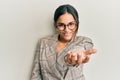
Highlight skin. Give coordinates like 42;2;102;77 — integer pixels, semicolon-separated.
56;12;97;65
66;49;96;65
56;13;77;42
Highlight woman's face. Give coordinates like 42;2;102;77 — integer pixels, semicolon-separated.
56;13;77;42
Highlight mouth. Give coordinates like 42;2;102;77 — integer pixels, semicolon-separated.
63;32;71;37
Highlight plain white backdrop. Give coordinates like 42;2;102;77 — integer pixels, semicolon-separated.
0;0;120;80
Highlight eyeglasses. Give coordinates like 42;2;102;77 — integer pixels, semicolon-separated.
56;21;77;31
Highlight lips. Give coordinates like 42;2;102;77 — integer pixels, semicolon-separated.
63;32;71;37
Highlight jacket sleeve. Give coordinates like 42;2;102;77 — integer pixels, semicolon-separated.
30;40;42;80
83;37;94;50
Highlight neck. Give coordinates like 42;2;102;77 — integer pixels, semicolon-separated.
58;36;70;44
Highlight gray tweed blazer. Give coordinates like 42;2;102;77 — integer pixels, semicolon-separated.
30;34;93;80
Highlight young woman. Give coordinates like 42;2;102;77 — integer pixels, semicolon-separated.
30;4;96;80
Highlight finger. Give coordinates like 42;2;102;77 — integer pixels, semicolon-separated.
84;48;97;55
71;54;77;65
77;53;82;64
82;56;90;63
66;53;71;63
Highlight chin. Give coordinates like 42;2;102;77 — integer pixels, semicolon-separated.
64;36;73;41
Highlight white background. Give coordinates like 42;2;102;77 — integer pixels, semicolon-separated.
0;0;120;80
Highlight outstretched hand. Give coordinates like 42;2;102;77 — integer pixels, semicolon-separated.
65;48;97;66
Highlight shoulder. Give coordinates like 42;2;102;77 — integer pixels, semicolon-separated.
40;34;57;41
37;34;58;45
76;36;92;43
76;36;94;50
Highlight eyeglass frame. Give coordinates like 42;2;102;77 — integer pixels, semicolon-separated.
56;21;77;31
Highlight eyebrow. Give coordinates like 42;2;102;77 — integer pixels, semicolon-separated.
57;21;75;24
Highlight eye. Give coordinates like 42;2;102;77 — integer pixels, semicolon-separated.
69;22;74;26
57;23;65;27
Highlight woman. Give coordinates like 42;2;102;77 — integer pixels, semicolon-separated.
30;4;96;80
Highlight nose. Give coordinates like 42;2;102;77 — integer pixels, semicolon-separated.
64;26;69;31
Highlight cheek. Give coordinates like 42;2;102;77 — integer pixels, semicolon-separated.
72;28;77;33
73;27;78;34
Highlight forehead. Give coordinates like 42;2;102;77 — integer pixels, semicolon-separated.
56;13;75;23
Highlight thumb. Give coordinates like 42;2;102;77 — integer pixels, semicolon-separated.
84;48;97;55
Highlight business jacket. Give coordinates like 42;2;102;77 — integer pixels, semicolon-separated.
30;34;93;80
